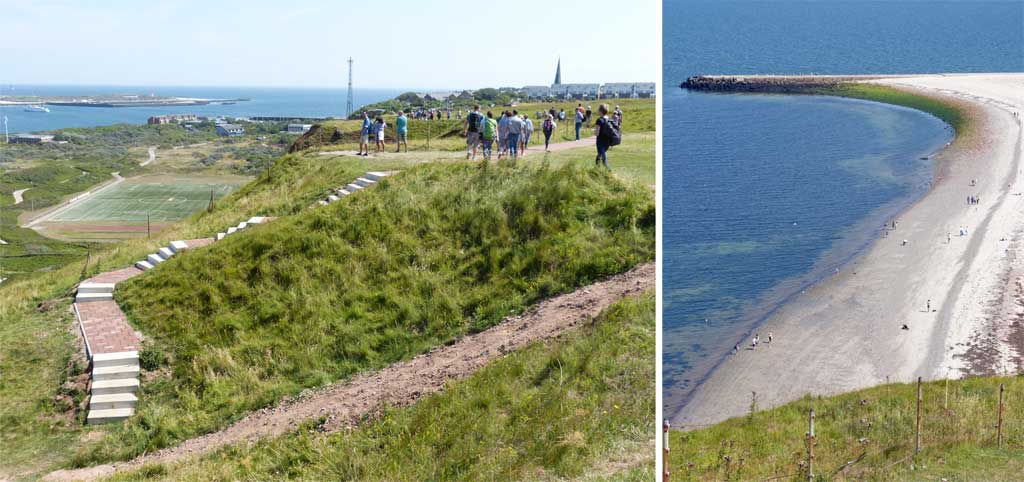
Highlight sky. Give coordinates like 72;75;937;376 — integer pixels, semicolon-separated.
0;0;658;90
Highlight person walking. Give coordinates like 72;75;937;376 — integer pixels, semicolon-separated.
359;111;372;156
585;105;593;127
614;105;623;122
481;111;498;160
497;110;510;159
463;104;484;160
395;110;408;153
522;114;533;151
374;116;387;153
558;109;566;121
574;107;585;141
506;110;524;160
593;104;617;170
542;113;556;150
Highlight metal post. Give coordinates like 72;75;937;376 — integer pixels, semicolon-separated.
208;189;215;212
807;408;815;481
147;213;151;239
79;251;91;281
997;383;1005;449
663;420;670;482
916;377;923;455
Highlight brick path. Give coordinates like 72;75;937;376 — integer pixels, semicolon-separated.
76;301;140;354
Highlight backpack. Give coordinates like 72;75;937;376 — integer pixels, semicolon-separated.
482;118;497;139
543;119;553;132
600;117;622;146
467;111;482;132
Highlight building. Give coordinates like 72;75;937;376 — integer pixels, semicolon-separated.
147;114;198;125
215;124;245;136
561;83;601;99
8;134;54;144
523;85;552;99
601;82;657;98
287;124;313;134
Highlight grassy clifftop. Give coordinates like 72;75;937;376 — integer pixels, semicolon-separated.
72;161;654;465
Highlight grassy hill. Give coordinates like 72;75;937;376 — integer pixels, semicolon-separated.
108;293;655;482
670;376;1024;481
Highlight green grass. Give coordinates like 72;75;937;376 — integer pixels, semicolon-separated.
822;83;970;137
295;98;656;153
48;181;241;222
108;293;655;482
70;160;653;466
671;376;1024;481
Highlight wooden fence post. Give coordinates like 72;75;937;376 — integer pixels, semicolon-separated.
916;377;923;455
997;383;1005;449
807;408;815;481
663;419;670;482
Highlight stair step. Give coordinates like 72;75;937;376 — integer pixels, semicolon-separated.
158;247;175;259
364;171;390;181
135;260;154;271
146;254;165;265
87;408;133;424
92;351;139;368
334;188;351;196
237;222;248;230
92;364;140;382
76;292;113;303
327;195;340;202
247;216;266;225
169;240;189;252
89;393;138;410
345;183;364;192
92;378;139;395
216;232;226;240
78;282;115;294
354;177;376;187
226;227;237;234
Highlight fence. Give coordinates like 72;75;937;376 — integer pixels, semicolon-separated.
668;376;1017;481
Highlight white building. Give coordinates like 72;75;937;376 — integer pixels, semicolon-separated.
287;124;313;134
216;124;245;136
522;85;552;99
561;83;601;99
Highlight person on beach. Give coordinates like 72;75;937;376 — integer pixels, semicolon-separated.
767;332;773;344
751;334;759;348
481;111;498;161
593;104;617;170
927;299;931;312
733;344;740;355
947;232;951;243
463;105;483;160
374;116;387;153
574;107;585;141
395;111;408;153
522;114;534;151
506;110;524;160
542;113;556;150
359;111;372;156
497;110;510;159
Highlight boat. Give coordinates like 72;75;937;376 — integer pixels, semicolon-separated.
23;104;50;113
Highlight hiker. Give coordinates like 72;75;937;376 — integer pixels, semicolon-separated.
463;105;484;160
549;106;557;119
395;110;408;153
522;114;534;151
558;109;566;121
574;107;585;141
614;105;623;122
481;111;498;160
359;112;372;156
542;113;556;150
585;105;593;127
506;110;524;160
497;110;510;159
593;104;620;170
374;116;387;153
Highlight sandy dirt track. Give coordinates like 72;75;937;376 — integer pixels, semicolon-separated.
673;73;1024;428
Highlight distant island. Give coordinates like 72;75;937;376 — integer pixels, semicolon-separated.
0;93;250;108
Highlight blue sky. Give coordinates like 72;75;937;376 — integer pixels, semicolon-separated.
0;0;658;89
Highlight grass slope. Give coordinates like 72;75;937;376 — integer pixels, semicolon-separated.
110;293;655;482
671;376;1024;481
74;161;654;465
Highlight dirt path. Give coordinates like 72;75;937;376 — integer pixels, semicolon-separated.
140;147;156;166
45;262;654;481
12;188;30;204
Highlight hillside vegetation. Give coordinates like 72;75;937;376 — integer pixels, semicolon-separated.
71;160;654;465
110;293;655;482
671;376;1024;481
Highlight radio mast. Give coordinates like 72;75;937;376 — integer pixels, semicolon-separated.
345;58;354;118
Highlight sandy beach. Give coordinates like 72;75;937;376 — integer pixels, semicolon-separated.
673;73;1024;427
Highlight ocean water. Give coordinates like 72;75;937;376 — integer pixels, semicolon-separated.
663;0;1022;416
0;85;405;133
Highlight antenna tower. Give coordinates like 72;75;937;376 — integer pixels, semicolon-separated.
346;58;354;118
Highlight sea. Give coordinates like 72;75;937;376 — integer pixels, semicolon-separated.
663;0;1024;418
0;85;405;134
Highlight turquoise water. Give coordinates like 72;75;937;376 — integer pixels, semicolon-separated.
0;85;404;133
663;0;1021;417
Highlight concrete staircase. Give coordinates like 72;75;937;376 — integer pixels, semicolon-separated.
75;282;115;303
86;351;140;424
317;171;392;206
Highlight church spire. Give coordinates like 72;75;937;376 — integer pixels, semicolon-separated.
553;58;562;85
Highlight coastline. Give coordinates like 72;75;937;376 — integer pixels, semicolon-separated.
671;73;1024;428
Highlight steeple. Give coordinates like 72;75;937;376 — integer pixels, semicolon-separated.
553;58;562;85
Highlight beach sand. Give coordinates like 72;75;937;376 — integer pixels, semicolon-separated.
672;73;1024;428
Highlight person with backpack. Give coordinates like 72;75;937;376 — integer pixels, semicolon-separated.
395;110;408;153
574;107;585;141
522;114;534;151
359;111;372;156
481;111;498;160
542;113;556;151
463;104;484;160
497;110;510;159
593;104;620;170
